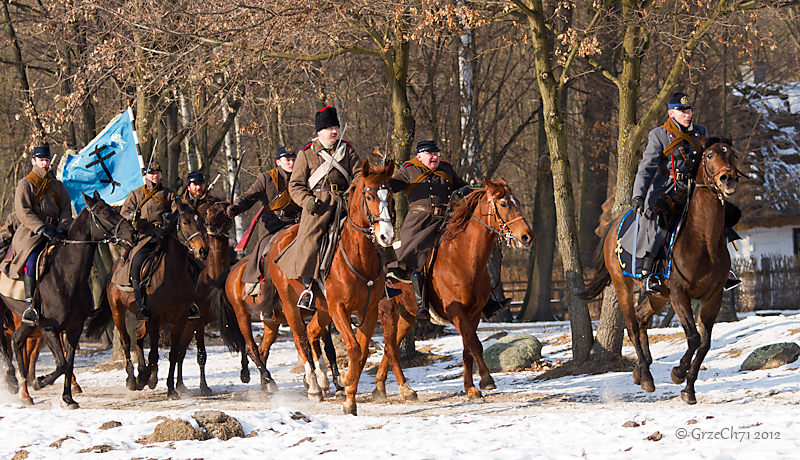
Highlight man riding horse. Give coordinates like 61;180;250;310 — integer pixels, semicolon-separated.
274;106;362;311
5;144;72;326
120;160;200;320
632;92;740;294
226;146;301;320
181;171;220;211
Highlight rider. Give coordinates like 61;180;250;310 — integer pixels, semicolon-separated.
121;160;200;320
385;140;469;320
181;171;219;211
227;146;301;318
275;106;362;311
10;144;72;326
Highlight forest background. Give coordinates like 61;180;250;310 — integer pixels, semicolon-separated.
1;0;799;366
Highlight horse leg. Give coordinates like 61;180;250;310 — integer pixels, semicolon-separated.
449;307;484;400
328;304;363;414
236;306;273;392
34;329;68;391
143;320;160;390
60;333;82;394
166;321;186;399
322;324;345;398
669;293;700;389
681;293;722;405
468;314;495;391
256;321;279;393
284;303;321;400
614;280;655;392
341;304;380;416
307;313;331;397
195;326;212;395
59;328;81;409
174;323;194;394
11;325;35;405
25;336;39;384
110;300;138;391
0;325;17;394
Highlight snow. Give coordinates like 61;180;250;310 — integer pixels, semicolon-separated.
1;312;799;459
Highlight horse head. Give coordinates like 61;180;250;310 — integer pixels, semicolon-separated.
483;177;533;249
175;199;209;260
352;160;395;248
81;191;136;247
202;201;232;238
699;138;738;198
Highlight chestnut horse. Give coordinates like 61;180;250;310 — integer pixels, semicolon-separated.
374;178;532;401
174;200;236;395
267;160;395;415
87;199;208;398
0;192;135;407
579;140;739;404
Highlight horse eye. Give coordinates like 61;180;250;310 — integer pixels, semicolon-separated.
500;201;508;208
366;195;373;201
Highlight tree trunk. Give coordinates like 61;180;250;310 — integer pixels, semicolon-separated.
223;99;244;240
457;20;479;182
384;42;415;229
519;106;556;322
166;101;181;189
523;0;593;361
179;89;200;171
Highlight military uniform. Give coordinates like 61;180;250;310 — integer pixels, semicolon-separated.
632;118;707;260
275;138;361;280
229;166;300;283
181;190;219;214
390;157;467;272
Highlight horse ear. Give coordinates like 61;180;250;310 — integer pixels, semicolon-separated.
93;190;101;200
362;159;371;178
385;159;395;176
483;176;497;189
82;192;95;206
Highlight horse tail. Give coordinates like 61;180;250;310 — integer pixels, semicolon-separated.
210;271;246;354
578;223;613;300
86;287;112;339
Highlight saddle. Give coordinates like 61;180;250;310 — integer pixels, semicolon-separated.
0;242;57;302
112;247;166;293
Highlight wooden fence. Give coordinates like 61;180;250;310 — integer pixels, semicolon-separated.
733;255;800;311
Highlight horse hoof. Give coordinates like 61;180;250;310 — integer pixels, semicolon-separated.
671;367;686;385
148;373;158;390
72;384;83;394
308;392;323;402
399;386;418;401
480;382;496;390
32;377;43;391
240;369;251;384
467;390;484;401
168;390;180;400
343;403;357;416
126;378;137;391
641;380;656;393
176;383;189;394
632;366;642;385
334;389;346;399
199;386;213;397
21;397;34;406
681;390;697;405
64;400;80;410
302;375;309;390
372;388;387;401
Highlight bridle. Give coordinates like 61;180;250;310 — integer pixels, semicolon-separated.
471;190;526;247
175;209;205;247
60;203;133;247
346;185;393;245
696;144;737;204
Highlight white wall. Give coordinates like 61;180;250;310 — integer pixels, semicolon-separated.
729;225;796;262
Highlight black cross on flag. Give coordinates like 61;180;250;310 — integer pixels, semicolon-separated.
87;145;122;192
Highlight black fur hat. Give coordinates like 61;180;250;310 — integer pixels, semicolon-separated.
315;106;339;132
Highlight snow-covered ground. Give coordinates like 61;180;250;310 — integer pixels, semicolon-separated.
1;312;799;459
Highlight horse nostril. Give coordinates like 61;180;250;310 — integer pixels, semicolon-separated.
522;234;530;244
720;174;729;183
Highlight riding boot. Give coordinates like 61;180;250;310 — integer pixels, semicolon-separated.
724;270;741;291
641;253;663;295
297;276;316;311
132;279;149;319
258;279;278;322
21;275;39;326
410;271;429;321
187;303;201;320
482;293;510;319
726;228;742;243
382;247;411;283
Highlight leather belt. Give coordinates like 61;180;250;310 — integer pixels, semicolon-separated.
658;169;689;181
409;204;446;216
311;183;342;194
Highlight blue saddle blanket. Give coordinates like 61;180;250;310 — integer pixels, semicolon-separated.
615;209;678;280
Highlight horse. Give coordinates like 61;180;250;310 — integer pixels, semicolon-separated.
0;192;135;407
87;199;208;398
579;140;739;404
373;178;533;401
173;200;236;395
265;160;395;415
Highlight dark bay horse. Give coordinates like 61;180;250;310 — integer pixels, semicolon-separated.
0;192;135;407
267;160;395;415
580;140;739;404
174;200;237;395
374;178;532;401
88;199;208;398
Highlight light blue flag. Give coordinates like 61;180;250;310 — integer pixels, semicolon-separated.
58;107;144;213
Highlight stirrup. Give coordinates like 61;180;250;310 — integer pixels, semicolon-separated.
135;304;150;320
643;275;663;294
187;304;201;320
724;271;741;291
21;307;38;327
387;268;411;284
297;288;315;311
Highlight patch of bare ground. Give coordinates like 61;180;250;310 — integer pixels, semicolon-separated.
535;357;635;381
622;331;684;348
789;328;800;338
721;348;744;359
365;351;451;375
92;360;124;372
541;333;571;347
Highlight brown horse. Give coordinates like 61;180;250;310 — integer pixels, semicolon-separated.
174;200;235;395
0;192;136;407
267;160;395;415
579;140;739;404
87;199;208;398
374;178;532;401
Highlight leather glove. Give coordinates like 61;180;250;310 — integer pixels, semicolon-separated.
306;198;320;215
632;196;645;214
56;227;67;236
226;205;236;218
38;225;59;241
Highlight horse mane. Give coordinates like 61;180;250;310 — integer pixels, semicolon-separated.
442;188;486;241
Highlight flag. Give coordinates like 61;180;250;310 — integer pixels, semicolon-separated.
58;107;144;213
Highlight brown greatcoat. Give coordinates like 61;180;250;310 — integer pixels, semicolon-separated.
390;158;467;273
276;139;362;280
3;166;72;278
229;167;301;283
181;190;220;213
112;180;177;285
